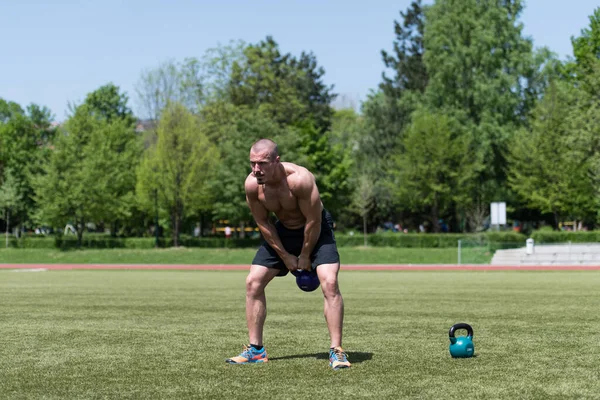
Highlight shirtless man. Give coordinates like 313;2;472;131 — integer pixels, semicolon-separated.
225;138;351;370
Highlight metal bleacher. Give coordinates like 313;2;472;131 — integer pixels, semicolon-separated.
491;243;600;266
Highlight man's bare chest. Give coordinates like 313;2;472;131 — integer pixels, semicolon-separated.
258;186;298;213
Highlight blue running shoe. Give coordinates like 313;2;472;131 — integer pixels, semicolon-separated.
329;346;351;370
226;345;268;364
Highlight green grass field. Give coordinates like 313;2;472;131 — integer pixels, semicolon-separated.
0;246;492;265
2;269;600;399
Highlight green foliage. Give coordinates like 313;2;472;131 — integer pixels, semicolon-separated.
359;92;416;222
0;98;24;123
507;80;596;225
4;231;528;250
136;102;218;245
350;174;375;246
0;168;22;247
84;118;142;225
329;108;363;153
135;58;206;121
0;101;55;227
6;234;263;250
423;0;550;204
84;83;136;125
0;168;21;214
33;105;99;242
391;110;483;231
531;230;600;243
33;87;140;244
200;103;301;225
571;7;600;79
380;0;428;97
335;231;525;248
228;36;335;132
295;121;352;216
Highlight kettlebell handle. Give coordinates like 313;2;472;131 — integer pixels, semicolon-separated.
449;323;473;338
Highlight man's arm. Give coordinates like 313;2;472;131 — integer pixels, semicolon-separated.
245;176;292;264
295;170;322;261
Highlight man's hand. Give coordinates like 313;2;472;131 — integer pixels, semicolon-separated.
283;253;299;272
297;255;311;272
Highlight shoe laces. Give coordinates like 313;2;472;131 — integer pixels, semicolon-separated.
332;347;348;362
240;344;253;358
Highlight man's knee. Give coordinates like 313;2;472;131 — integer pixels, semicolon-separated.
246;265;276;295
317;263;341;296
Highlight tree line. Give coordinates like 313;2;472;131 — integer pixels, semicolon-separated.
1;0;600;246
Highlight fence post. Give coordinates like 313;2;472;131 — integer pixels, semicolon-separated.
458;240;462;265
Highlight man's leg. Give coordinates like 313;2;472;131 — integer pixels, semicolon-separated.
226;264;280;364
246;264;280;346
316;262;351;370
315;262;343;348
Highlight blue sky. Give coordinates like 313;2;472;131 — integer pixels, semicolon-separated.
1;0;597;121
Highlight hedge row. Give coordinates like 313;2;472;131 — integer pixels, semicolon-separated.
5;235;263;250
4;231;530;249
531;231;600;244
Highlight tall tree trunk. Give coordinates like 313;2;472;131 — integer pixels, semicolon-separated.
5;209;9;249
173;200;183;247
172;210;179;247
77;218;84;248
431;197;440;233
363;214;368;247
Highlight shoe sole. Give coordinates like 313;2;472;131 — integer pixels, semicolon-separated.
330;363;351;370
226;358;268;364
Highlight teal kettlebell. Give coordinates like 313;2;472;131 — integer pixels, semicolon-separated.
449;323;474;358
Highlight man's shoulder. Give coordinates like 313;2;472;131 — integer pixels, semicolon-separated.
284;163;315;192
245;173;259;194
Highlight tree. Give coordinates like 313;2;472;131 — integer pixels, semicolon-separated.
136;103;218;246
422;0;551;203
83;84;140;235
199;40;247;102
83;118;142;232
359;1;429;226
380;0;428;97
0;99;24;123
0;168;22;247
295;121;352;218
391;109;483;232
228;36;336;132
33;105;100;246
571;8;600;79
350;174;375;246
84;83;136;125
507;80;595;228
329;108;363;154
135;58;205;123
0;100;56;229
200;102;305;233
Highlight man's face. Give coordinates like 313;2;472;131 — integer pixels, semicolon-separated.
250;150;278;184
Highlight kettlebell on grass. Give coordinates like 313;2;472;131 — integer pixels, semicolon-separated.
449;323;474;358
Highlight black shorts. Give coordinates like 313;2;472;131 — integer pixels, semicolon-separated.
252;209;340;276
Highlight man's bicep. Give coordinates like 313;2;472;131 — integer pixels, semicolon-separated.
246;194;270;224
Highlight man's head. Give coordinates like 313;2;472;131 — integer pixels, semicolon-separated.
250;139;280;185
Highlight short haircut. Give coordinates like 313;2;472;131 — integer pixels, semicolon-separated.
250;138;279;160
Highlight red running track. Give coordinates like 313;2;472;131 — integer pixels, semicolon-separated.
2;264;600;271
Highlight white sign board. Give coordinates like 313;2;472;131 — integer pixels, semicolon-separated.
490;202;506;225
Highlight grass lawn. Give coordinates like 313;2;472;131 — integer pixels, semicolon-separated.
0;246;493;265
1;269;600;399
